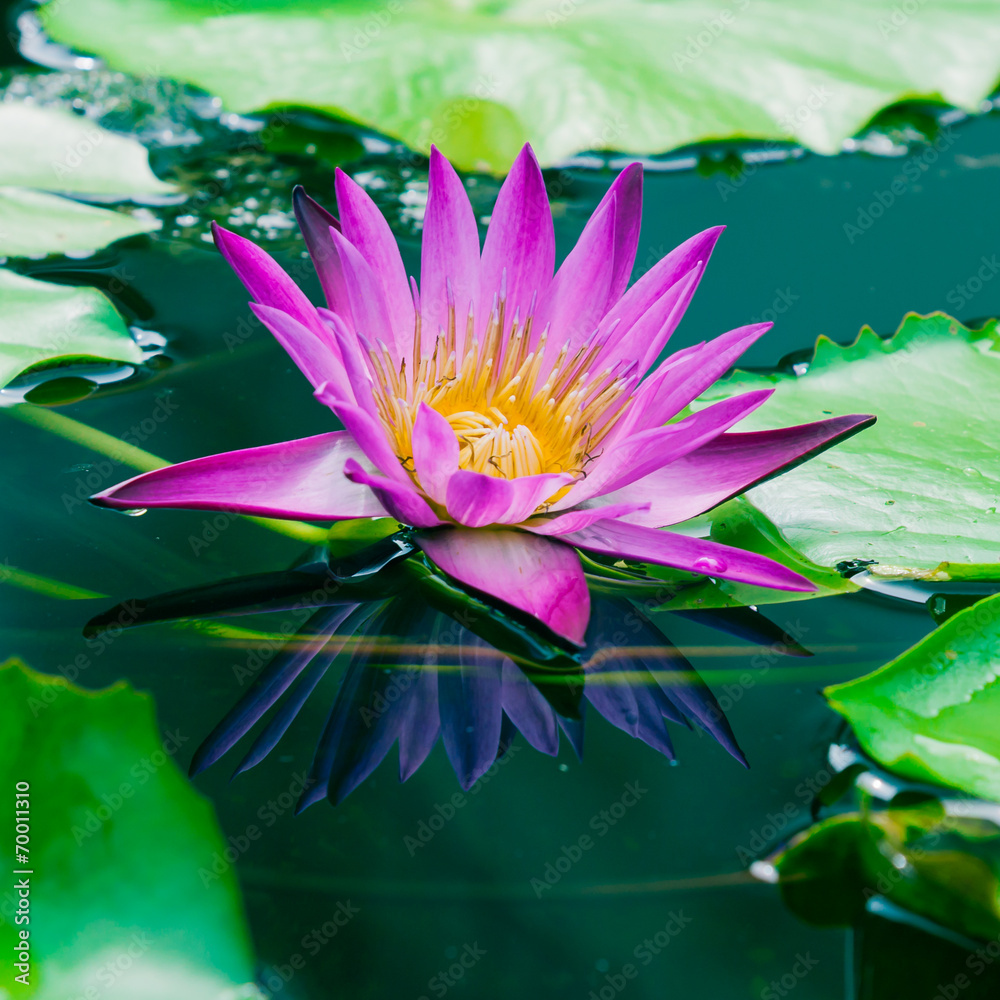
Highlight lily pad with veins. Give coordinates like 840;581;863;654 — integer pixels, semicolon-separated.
693;313;1000;581
37;0;1000;173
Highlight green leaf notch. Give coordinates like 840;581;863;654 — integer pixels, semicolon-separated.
695;313;1000;582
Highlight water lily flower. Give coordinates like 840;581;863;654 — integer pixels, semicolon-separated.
93;145;873;645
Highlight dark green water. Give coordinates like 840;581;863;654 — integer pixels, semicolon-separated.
5;7;1000;997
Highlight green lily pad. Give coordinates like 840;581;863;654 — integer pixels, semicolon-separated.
0;187;158;258
0;657;260;998
0;104;173;257
0;104;173;196
0;269;143;388
826;593;1000;800
37;0;1000;173
696;313;1000;580
771;803;1000;943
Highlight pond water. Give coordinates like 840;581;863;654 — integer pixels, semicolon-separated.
5;5;1000;998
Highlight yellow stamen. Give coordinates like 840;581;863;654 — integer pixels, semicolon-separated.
368;298;637;509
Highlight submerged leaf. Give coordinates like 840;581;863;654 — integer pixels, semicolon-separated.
697;314;1000;580
38;0;1000;172
0;270;143;388
0;657;259;997
826;593;1000;800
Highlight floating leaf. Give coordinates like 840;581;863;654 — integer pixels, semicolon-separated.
37;0;1000;173
0;187;158;257
826;593;1000;799
771;799;1000;945
0;103;172;257
0;269;142;388
696;314;1000;580
0;104;173;196
0;657;260;998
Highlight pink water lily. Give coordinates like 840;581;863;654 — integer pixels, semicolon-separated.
93;145;873;645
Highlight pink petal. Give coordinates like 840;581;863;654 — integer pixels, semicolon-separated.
421;147;481;351
595;415;876;528
533;193;616;349
601;162;643;306
91;432;385;520
212;222;325;336
343;459;444;528
444;470;574;527
334;168;415;354
415;528;590;644
563;520;814;592
411;403;459;504
620;322;772;438
594;265;703;377
596;226;723;345
479;144;554;335
559;388;774;507
292;186;350;321
320;310;380;421
316;393;410;486
329;226;395;347
250;303;352;401
522;501;650;535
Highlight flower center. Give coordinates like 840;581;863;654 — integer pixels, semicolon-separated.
367;299;636;487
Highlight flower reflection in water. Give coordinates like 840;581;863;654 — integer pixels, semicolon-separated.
86;533;809;808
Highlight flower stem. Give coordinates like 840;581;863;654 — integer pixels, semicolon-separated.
7;405;329;545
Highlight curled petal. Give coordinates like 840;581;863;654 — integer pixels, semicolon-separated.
411;402;460;505
444;469;574;527
344;458;444;528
